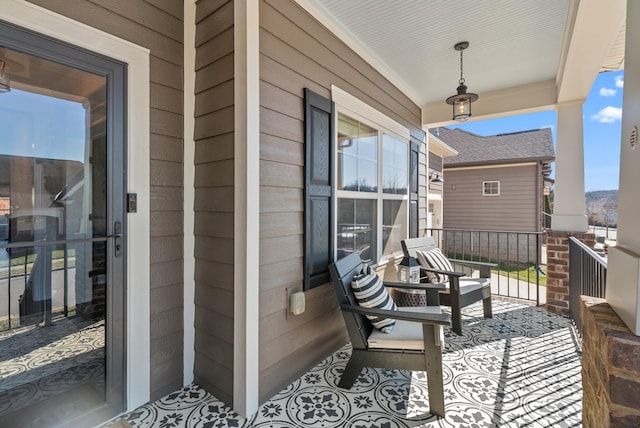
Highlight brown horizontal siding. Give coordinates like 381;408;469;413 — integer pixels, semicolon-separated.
195;80;234;117
195;133;235;164
258;0;423;403
261;0;420;130
260;211;303;239
443;165;538;232
151;134;183;163
193;0;235;406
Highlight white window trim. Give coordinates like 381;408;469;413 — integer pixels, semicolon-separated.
1;0;151;411
483;180;501;196
332;87;410;263
332;85;410;140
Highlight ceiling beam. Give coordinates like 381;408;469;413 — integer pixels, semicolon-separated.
422;79;558;128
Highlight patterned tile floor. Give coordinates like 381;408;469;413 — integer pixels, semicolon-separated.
108;300;582;428
0;317;105;419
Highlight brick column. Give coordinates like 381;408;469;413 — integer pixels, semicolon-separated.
545;230;595;315
582;297;640;427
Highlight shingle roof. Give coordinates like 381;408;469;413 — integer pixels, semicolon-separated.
437;127;555;167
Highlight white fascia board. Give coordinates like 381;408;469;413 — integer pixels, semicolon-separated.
423;79;558;128
445;162;537;172
0;0;152;411
427;133;458;157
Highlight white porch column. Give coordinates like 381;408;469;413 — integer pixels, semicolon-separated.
606;0;640;335
551;101;588;232
233;0;260;416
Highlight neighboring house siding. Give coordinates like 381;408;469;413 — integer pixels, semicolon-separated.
28;0;185;401
443;165;538;232
193;0;235;405
429;152;443;172
259;0;426;402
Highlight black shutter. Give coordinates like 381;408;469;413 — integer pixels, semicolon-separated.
304;89;335;290
409;137;420;238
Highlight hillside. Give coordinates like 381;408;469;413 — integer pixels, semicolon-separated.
586;189;618;226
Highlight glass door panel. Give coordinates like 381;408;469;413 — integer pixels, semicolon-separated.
0;38;122;426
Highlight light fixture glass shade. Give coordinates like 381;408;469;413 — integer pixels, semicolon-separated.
446;83;478;122
445;42;478;121
0;60;10;93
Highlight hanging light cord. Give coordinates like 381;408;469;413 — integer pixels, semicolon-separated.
459;49;465;85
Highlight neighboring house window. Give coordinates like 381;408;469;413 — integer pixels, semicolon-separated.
336;112;409;262
483;180;500;196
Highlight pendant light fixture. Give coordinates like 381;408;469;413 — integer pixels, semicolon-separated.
445;41;478;121
0;60;10;93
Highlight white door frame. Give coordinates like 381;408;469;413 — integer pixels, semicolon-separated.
0;0;151;410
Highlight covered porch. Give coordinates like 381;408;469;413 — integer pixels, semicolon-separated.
107;300;581;427
1;0;638;426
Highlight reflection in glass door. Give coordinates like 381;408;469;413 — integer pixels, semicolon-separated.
0;25;125;426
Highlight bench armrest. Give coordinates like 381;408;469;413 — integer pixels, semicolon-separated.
340;304;451;325
448;258;496;278
419;266;465;278
383;281;447;292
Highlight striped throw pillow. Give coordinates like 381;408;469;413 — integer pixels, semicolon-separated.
416;248;453;284
351;265;397;333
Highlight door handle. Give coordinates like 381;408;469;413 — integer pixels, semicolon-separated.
113;220;122;258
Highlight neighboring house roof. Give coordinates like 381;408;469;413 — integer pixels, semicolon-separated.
436;127;555;167
428;132;458;158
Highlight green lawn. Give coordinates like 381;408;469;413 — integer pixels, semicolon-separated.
447;252;547;286
493;264;547;286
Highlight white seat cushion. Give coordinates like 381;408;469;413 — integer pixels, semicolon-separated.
367;306;443;350
440;277;490;294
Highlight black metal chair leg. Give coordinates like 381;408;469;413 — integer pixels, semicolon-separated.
338;358;364;389
423;324;445;417
483;297;493;318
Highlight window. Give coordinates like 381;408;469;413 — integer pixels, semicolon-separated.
483;180;500;196
336;113;409;262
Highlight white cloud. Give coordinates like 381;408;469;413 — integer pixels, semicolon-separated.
599;87;617;97
615;75;624;88
590;106;622;123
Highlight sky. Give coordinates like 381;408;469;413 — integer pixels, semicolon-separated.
446;70;624;192
0;89;86;162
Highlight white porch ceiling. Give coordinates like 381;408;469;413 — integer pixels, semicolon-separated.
299;0;626;127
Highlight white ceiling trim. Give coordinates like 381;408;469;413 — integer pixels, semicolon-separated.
293;0;421;106
423;79;558;128
446;162;537;171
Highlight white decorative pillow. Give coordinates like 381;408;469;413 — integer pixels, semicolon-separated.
351;265;397;333
416;248;453;284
